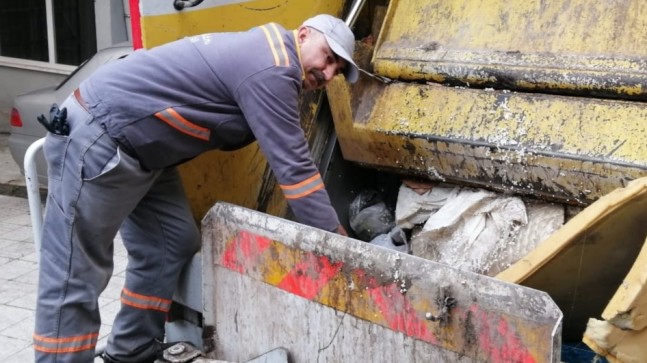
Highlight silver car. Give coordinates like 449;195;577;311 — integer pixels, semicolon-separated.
8;43;133;185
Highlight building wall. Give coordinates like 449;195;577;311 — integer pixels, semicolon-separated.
0;0;130;133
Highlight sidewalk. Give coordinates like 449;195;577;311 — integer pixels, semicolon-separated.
0;133;126;362
0;132;26;195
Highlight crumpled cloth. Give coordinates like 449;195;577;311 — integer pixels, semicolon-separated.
397;184;563;276
395;184;460;229
369;226;408;253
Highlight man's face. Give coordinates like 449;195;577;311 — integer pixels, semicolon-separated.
298;27;348;91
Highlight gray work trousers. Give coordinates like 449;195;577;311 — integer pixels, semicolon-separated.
33;94;201;363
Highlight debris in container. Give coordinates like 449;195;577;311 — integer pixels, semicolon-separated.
369;226;409;253
347;180;564;275
402;179;435;195
395;182;564;276
348;190;395;241
395;183;460;229
413;188;528;275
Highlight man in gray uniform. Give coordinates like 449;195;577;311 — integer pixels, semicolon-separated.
33;14;359;363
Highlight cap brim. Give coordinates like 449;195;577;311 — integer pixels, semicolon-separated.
323;34;360;83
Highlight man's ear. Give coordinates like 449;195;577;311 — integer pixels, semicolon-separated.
297;26;309;44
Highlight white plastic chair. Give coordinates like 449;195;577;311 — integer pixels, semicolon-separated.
24;137;46;257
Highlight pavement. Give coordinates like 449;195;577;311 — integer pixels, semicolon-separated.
0;132;126;362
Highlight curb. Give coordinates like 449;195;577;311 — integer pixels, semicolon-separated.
0;183;47;200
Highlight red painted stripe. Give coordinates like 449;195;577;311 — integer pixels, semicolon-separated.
129;0;142;49
216;230;541;360
357;269;536;360
368;281;438;344
469;305;537;363
278;254;342;300
220;230;272;273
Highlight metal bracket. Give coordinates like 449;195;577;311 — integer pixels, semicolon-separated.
424;286;457;325
157;343;289;363
160;342;202;362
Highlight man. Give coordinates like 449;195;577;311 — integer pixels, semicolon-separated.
33;14;358;363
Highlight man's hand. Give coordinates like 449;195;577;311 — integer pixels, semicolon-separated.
336;224;348;237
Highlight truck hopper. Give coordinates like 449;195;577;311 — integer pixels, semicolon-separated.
325;0;647;357
127;0;647;360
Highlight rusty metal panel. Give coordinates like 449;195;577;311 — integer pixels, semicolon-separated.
327;78;647;205
374;0;647;99
201;202;562;362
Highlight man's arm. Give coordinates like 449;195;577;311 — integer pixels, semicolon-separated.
235;67;344;233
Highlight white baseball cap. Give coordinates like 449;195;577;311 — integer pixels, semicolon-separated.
303;14;359;83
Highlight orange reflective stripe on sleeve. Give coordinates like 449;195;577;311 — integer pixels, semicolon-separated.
280;173;325;200
261;24;289;67
33;332;99;354
155;108;211;141
121;288;172;312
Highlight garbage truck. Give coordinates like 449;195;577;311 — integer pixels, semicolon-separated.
123;0;647;361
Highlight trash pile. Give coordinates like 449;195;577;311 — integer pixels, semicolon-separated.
348;190;408;254
349;180;565;276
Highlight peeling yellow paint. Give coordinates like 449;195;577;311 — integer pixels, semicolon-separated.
328;75;647;205
373;0;647;98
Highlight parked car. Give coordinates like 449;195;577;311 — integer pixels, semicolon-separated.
8;43;133;185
